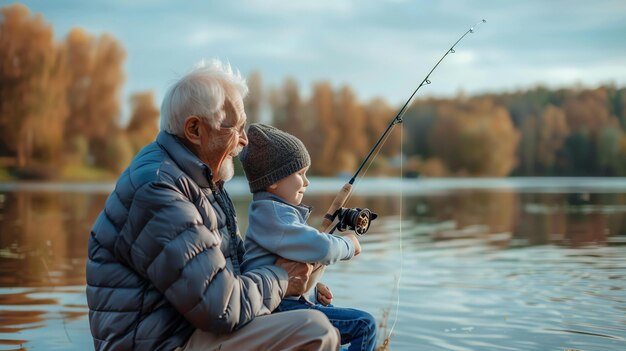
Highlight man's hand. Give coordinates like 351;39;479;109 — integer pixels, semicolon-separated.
275;257;313;297
345;233;361;256
316;282;333;306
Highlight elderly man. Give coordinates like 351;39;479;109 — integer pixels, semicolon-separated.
86;60;340;351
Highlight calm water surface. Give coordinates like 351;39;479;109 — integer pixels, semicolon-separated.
0;178;625;351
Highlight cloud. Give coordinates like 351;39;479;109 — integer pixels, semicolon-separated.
242;0;356;16
185;25;247;47
15;0;626;105
448;51;477;66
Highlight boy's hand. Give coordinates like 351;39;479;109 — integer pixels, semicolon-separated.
316;282;333;306
345;233;361;256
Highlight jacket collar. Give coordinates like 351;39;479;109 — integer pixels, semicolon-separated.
253;191;312;220
156;131;216;189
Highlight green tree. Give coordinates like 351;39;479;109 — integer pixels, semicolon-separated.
403;100;437;159
597;126;624;175
518;114;537;175
98;134;134;175
559;130;595;176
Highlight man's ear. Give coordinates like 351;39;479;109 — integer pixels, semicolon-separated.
183;116;203;146
268;183;278;190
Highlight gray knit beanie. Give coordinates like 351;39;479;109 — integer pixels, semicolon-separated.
239;123;311;193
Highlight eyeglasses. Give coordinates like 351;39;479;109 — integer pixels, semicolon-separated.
220;121;246;137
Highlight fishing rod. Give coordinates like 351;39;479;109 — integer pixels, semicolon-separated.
305;19;487;294
319;19;487;233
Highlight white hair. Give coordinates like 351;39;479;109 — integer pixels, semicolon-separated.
160;59;249;135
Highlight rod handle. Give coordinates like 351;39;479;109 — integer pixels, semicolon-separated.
320;182;353;232
306;182;353;293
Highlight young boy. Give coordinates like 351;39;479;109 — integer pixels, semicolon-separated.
239;124;377;351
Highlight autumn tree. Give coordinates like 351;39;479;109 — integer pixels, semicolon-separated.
309;82;337;175
364;98;401;158
535;105;569;172
518;105;570;175
61;28;126;170
62;28;94;140
428;98;520;176
61;28;94;166
563;88;616;135
0;4;68;169
333;86;368;174
270;78;301;133
245;70;263;124
556;88;622;176
126;91;159;154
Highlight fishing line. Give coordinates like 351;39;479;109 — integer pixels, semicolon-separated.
345;124;398;205
343;122;403;346
386;122;404;342
318;19;486;349
342;19;487;348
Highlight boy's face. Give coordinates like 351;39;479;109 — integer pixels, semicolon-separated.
267;166;310;206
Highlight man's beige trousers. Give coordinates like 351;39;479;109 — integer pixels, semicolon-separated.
176;309;340;351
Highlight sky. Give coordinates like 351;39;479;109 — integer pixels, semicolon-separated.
4;0;626;121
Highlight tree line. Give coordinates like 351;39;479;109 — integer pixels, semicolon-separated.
256;78;626;177
0;4;158;179
2;3;625;179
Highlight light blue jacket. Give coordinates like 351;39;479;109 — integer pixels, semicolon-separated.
242;192;355;279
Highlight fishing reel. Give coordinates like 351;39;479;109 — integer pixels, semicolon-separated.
327;207;378;235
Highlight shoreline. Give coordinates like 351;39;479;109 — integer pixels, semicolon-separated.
2;177;626;196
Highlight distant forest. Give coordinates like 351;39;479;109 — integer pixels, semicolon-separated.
2;3;625;180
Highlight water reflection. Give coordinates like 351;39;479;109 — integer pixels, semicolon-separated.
0;180;625;350
306;190;625;249
0;191;102;287
0;191;102;350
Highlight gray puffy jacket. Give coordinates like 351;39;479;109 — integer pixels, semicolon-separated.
87;131;288;351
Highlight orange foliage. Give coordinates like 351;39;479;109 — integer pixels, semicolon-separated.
309;82;339;175
3;3;626;179
0;4;68;168
126;91;159;153
364;98;402;158
563;88;616;134
429;98;520;176
0;4;151;177
245;70;263;124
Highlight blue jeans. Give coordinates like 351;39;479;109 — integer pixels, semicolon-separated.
276;298;377;351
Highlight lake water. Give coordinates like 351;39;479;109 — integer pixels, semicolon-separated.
0;178;625;351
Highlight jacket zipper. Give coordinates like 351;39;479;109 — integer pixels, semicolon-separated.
213;186;241;275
